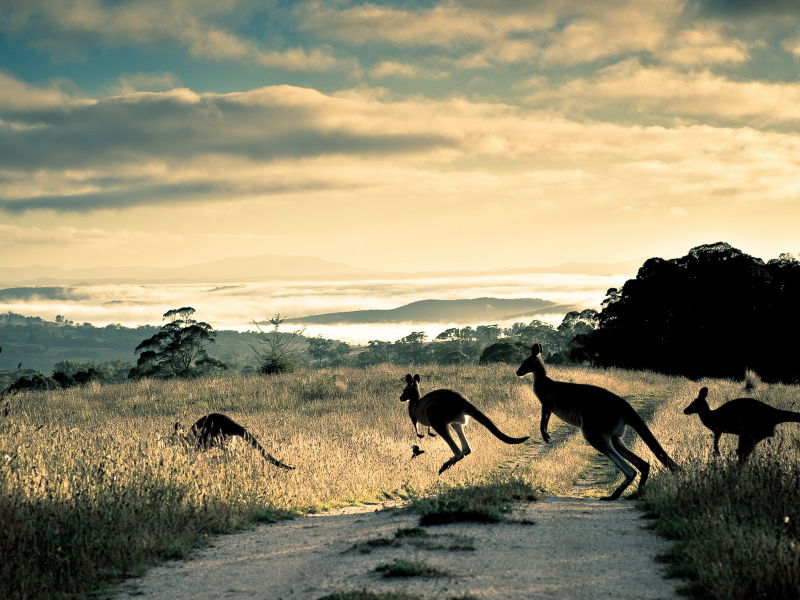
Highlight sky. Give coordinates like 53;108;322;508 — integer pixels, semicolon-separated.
1;0;799;273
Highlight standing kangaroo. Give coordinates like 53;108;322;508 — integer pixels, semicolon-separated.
175;413;294;470
400;373;529;474
684;386;800;462
516;344;677;500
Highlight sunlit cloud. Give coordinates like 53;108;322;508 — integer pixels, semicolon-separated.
0;0;348;72
3;74;800;216
524;59;800;128
110;72;181;95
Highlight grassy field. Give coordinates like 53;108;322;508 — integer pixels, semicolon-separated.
637;377;800;600
1;363;798;599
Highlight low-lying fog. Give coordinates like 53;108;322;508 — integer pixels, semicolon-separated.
0;271;628;343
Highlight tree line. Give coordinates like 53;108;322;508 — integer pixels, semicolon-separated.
0;308;596;391
572;242;800;384
4;241;795;391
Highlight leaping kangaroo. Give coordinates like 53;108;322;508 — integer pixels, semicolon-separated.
516;344;677;500
175;413;294;470
684;386;800;462
400;373;529;474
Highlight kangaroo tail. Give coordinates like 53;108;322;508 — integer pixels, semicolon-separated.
777;409;800;424
464;403;529;445
622;404;677;471
242;430;295;470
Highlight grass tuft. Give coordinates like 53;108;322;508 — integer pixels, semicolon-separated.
374;559;451;578
316;589;424;600
406;472;536;525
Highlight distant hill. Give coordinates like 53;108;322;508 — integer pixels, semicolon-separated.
285;297;576;325
0;254;643;285
0;254;383;284
0;312;282;374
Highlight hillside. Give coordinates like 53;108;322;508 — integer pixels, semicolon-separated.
0;313;267;374
285;297;574;325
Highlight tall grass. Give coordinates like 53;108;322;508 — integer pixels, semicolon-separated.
0;365;540;599
639;379;800;600
4;363;792;600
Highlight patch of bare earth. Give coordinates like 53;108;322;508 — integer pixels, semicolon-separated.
118;491;681;600
117;391;684;599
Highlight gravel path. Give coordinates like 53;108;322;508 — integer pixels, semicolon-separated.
118;399;681;600
117;493;681;600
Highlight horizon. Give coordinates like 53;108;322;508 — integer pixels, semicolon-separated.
1;2;798;274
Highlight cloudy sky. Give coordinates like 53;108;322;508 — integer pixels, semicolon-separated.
1;0;798;272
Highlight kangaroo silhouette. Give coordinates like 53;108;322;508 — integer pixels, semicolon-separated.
175;413;294;470
400;373;529;474
516;344;677;500
684;386;800;462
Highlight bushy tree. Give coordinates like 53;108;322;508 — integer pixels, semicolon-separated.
128;307;227;379
393;331;430;365
355;340;395;367
249;314;305;375
479;341;529;365
578;243;800;382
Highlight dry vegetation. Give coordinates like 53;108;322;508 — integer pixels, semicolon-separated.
638;378;800;600
1;363;798;600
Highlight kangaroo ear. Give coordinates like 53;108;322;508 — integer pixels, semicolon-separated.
174;421;181;431
699;387;708;398
531;344;541;356
413;374;420;383
405;374;413;384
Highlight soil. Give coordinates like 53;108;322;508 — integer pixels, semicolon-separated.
118;468;682;600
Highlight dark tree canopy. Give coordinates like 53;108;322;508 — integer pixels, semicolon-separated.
479;341;529;365
129;307;227;379
577;243;800;383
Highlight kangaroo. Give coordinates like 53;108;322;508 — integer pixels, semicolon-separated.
400;373;529;474
516;344;677;500
175;413;294;470
684;387;800;462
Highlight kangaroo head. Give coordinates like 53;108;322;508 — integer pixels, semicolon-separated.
516;344;543;377
400;373;421;402
683;386;709;415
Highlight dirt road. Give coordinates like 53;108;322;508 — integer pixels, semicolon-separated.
117;493;681;600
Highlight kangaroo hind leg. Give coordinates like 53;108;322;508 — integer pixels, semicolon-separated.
584;431;637;501
451;422;472;456
433;424;465;474
612;435;650;498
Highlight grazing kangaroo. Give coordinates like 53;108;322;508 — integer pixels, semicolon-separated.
175;413;294;470
400;373;529;474
516;344;677;500
684;387;800;462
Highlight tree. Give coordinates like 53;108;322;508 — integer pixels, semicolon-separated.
479;341;529;365
394;331;429;365
356;340;395;367
128;307;227;379
308;336;336;365
249;314;305;375
579;242;800;382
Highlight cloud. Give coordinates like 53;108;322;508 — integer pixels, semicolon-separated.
0;223;182;249
370;61;449;80
524;59;800;128
0;0;347;72
3;73;800;215
0;70;85;112
656;25;750;65
110;72;182;95
300;0;684;67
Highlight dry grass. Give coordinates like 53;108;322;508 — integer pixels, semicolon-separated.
3;362;795;600
0;365;540;599
639;378;800;600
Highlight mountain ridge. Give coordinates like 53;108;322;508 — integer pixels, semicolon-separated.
283;297;578;325
0;254;643;285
